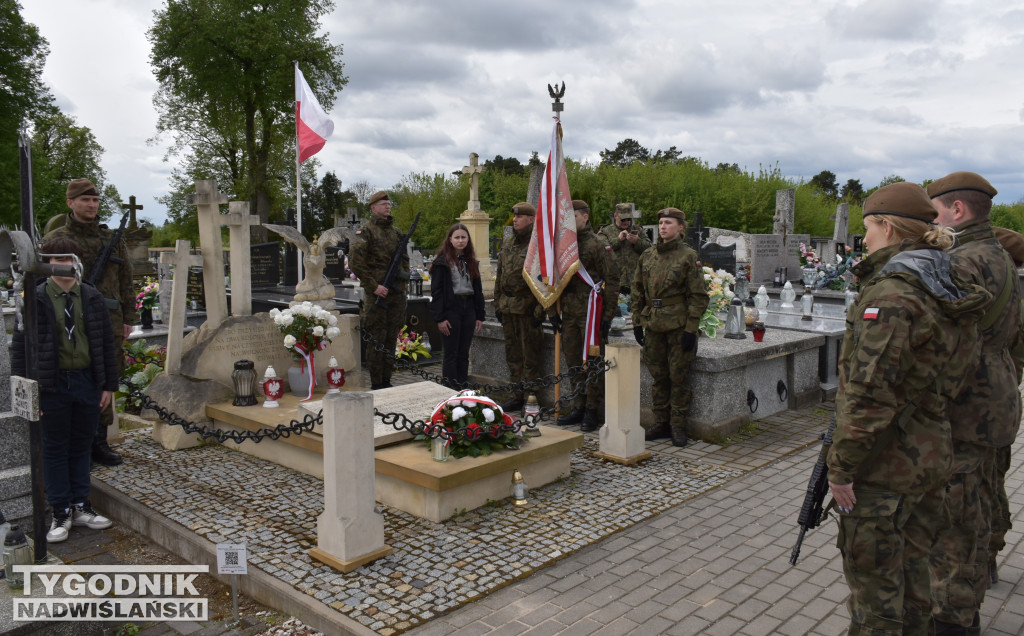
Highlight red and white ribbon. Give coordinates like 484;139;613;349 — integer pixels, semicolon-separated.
293;341;328;401
576;265;603;361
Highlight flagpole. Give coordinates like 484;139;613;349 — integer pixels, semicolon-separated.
547;82;566;412
294;61;304;283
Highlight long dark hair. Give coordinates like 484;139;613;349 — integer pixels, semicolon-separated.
430;222;480;279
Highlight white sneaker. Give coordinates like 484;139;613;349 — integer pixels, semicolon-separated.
47;507;73;543
72;501;112;530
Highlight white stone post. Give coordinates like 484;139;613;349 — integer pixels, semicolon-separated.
224;201;260;317
309;392;392;572
186;180;229;327
459;153;493;293
159;240;203;376
595;343;651;465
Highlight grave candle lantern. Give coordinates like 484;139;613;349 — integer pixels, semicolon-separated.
262;365;283;408
326;356;345;394
231;360;258;406
743;297;758;330
410;270;423;296
724;297;746;339
510;469;528;506
801;290;814;321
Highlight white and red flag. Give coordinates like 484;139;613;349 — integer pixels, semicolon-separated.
295;64;334;162
523;118;579;309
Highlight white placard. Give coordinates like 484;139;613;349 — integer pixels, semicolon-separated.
216;543;248;575
11;376;39;422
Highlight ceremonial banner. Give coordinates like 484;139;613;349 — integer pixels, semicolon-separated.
523;118;579;308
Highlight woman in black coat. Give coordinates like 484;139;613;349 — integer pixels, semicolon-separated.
429;223;485;387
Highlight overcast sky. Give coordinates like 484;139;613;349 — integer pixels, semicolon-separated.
23;0;1024;226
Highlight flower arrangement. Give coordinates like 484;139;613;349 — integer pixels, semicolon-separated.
700;266;736;338
269;302;340;357
116;340;166;414
396;325;431;360
135;277;159;311
798;243;823;268
417;390;523;458
798;244;859;290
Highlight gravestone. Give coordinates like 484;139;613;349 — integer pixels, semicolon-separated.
833;202;850;245
187;180;230;325
187;268;205;308
0;331;31;521
224;200;261;316
323;246;344;282
748;234;786;284
685;212;710;255
774;189;795;235
708;229;750;263
160;240;204;376
784;233;812;277
250;242;281;289
410;249;424;270
701;243;737;274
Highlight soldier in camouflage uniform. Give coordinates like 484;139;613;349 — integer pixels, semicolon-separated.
493;202;545;413
630;208;708;447
827;182;990;636
44;179;136;467
926;172;1024;634
554;200;619;432
348;191;409;390
597;203;651;296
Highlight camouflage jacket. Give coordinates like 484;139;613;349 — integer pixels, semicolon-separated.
828;244;990;494
561;225;619;322
631;237;709;333
348;214;409;297
494;225;542;318
597;223;651;288
44;214;137;327
946;219;1023;446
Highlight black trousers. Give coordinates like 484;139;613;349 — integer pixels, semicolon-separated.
441;295;477;386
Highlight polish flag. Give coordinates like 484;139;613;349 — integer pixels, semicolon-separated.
295;65;334;162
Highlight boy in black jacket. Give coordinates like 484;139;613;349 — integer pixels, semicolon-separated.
12;237;118;542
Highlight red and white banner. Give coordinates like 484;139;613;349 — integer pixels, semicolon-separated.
295;65;334;162
523;118;579;309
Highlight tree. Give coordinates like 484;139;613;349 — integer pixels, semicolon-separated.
0;0;55;225
301;169;354;238
878;174;906;187
599;138;650;168
483;155;525;177
148;0;347;237
840;178;864;204
651;146;683;164
809;170;838;199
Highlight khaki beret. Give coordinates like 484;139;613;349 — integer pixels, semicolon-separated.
657;207;686;223
926;171;997;199
368;190;390;206
995;227;1024;267
614;203;633;215
511;202;535;216
862;182;937;223
66;178;99;200
571;199;590;212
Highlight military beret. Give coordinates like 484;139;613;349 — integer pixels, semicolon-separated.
511;202;535;216
862;182;937;223
995;227;1024;267
657;207;686;223
66;178;99;200
614;203;633;215
571;199;590;212
926;171;997;199
368;190;390;205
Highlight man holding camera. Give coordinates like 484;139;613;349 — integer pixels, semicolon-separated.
597;203;651;296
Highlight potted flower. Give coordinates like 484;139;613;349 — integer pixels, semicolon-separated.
269;302;340;400
418;390;524;459
700;266;736;338
135;278;159;329
396;326;431;360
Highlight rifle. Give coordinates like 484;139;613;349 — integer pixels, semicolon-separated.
789;414;836;565
86;206;130;289
374;210;422;309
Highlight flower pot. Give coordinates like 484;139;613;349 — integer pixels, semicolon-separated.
288;358;313;397
141;308;154;330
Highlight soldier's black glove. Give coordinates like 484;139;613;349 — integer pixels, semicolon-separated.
549;314;562;333
494;310;503;324
633;326;645;346
682;331;697;353
600;320;611;340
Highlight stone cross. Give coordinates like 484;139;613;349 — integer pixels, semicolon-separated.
121;195;144;230
159;240;203;375
186;180;229;326
223;201;260;317
461;153;485;212
832;202;850;245
691;212;707;259
773;189;795;236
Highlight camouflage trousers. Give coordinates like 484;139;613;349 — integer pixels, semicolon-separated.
931;442;992;626
360;294;407;386
837;488;941;636
989;444;1013;568
560;302;605;412
643;329;696;426
501;313;544;399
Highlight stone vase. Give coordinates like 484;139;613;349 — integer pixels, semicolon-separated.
141;308;154;330
801;267;817;287
288;357;313;397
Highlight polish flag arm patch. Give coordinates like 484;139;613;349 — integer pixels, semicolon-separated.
863;307;880;320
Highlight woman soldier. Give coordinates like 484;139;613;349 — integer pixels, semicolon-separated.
826;182;989;635
429;223;485;388
631;207;709;447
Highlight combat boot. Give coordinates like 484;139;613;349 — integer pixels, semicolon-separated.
500;396;524;414
556;407;585;426
644;422;671;441
92;437;123;467
670;425;688;448
933;620;968;636
580;409;600;432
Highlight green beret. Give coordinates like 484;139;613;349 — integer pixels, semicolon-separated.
66;178;99;200
657;207;686;223
368;190;390;205
926;171;997;199
863;182;937;223
571;199;590;212
512;202;535;216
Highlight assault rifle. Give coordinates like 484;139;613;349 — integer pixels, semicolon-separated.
86;205;130;288
375;210;422;309
789;415;836;565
